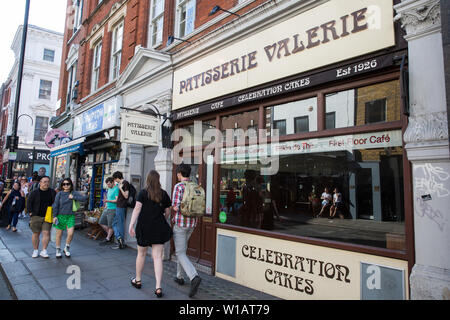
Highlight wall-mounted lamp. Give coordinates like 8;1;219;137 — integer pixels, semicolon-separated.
167;35;191;46
209;5;240;17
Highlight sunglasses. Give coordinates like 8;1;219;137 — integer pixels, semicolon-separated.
62;183;71;186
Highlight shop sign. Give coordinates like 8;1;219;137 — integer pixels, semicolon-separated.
73;97;120;139
174;53;397;121
173;0;395;111
44;129;71;148
120;112;160;146
216;228;408;300
221;130;402;164
9;150;51;163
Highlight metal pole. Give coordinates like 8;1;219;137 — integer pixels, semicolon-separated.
7;0;30;179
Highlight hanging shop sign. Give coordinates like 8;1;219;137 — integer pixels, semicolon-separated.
73;96;120;139
44;129;71;148
172;0;395;111
50;137;86;158
215;229;409;300
174;53;398;121
120;112;160;146
221;130;402;164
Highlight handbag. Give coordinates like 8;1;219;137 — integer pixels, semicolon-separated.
73;200;81;212
44;206;53;223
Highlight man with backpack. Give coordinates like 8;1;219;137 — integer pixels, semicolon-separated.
111;171;136;249
171;163;205;298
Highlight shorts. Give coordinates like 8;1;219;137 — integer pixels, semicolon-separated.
30;215;52;233
322;200;330;206
53;214;75;230
99;209;115;228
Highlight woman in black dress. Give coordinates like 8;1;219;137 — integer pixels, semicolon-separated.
128;170;172;298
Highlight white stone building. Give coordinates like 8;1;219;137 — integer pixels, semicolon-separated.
2;25;63;177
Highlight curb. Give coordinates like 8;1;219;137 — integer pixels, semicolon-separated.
0;263;18;300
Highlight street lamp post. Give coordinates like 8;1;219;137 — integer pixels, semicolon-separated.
7;0;31;179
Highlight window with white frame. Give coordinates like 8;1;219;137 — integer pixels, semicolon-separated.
39;80;52;100
34;116;49;141
66;61;78;105
43;49;55;62
73;0;84;32
176;0;195;38
110;21;123;80
150;0;164;46
92;41;102;92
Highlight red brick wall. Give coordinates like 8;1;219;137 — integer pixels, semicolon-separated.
57;0;270;115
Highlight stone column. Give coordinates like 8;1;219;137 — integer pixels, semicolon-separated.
394;0;450;300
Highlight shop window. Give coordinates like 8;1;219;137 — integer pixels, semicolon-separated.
219;130;405;251
273;120;286;136
325;80;401;129
266;97;317;136
39;80;52;100
221;110;259;143
326;112;336;129
365;98;386;124
34;116;49;141
176;119;217;148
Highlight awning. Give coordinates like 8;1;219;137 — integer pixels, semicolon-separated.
50;137;86;158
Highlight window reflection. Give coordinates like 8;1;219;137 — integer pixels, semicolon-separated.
325;80;401;129
266;97;317;136
219;140;405;250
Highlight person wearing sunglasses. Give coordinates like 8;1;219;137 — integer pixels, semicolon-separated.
52;178;88;258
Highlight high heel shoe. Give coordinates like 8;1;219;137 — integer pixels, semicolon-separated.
131;278;141;289
154;288;163;298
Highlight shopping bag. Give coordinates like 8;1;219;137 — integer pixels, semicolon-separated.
73;200;81;212
44;206;53;223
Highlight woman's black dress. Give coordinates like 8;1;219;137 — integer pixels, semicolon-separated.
135;189;172;247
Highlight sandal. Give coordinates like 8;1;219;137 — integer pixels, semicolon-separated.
155;288;163;298
131;278;141;289
6;225;10;230
12;227;17;232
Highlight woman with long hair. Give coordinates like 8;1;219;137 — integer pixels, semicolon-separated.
52;178;87;258
128;170;172;298
0;181;25;232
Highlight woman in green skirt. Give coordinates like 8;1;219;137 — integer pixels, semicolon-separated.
52;178;88;258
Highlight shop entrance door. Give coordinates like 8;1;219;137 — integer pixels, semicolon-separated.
180;155;215;268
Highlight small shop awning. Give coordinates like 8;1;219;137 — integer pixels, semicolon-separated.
50;137;86;158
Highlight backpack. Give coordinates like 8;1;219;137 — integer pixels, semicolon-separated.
126;182;137;208
29;181;39;193
180;181;206;217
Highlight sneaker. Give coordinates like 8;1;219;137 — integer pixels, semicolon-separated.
189;276;202;298
118;238;125;249
56;248;62;259
174;277;185;285
63;247;71;258
39;250;49;259
32;250;39;258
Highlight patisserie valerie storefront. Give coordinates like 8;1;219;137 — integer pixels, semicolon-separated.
171;0;413;299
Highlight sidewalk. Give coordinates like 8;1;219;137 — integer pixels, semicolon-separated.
0;217;279;300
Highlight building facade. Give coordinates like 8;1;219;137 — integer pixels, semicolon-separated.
0;25;63;178
52;0;449;299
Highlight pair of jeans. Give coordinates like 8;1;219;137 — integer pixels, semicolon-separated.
112;207;126;240
8;209;19;228
173;225;198;281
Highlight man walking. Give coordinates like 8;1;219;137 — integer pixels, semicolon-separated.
172;164;202;298
112;171;129;249
26;176;56;258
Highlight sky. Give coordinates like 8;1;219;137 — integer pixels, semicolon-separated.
0;0;67;84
